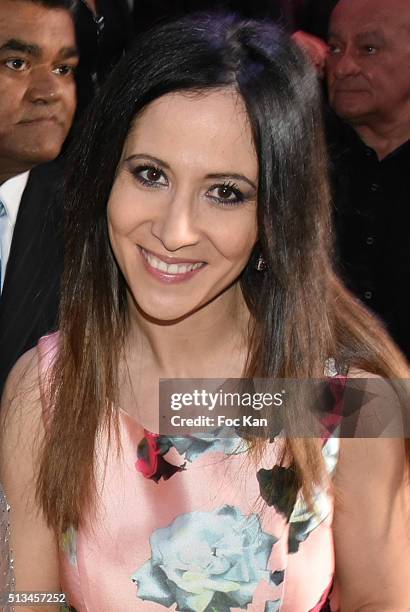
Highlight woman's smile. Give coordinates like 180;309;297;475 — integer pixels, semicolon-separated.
139;246;207;283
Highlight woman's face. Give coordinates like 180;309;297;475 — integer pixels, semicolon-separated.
107;88;258;322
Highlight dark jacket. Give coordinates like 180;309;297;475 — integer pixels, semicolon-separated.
0;161;64;395
328;114;410;359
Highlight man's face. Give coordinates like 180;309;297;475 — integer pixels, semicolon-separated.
0;0;78;178
326;0;410;127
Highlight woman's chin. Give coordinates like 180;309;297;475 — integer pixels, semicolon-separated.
131;298;203;325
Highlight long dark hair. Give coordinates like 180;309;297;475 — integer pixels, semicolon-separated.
37;13;409;534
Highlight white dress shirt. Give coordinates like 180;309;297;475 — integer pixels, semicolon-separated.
0;171;30;292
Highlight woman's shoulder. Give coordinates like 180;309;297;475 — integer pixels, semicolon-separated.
346;366;384;379
37;331;60;362
2;330;60;394
0;332;61;433
1;346;40;413
343;365;408;438
1;347;44;503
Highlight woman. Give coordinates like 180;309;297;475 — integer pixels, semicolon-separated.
1;13;409;612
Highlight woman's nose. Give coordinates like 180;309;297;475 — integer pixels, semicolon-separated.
151;192;200;252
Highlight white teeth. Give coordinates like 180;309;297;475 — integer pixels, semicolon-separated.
142;249;203;275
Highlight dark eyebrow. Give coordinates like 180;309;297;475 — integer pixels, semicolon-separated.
355;30;386;44
0;38;41;57
0;39;78;60
205;172;257;190
59;46;79;61
125;154;171;170
124;154;257;190
328;29;387;46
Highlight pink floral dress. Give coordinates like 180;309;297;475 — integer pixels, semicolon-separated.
39;333;343;612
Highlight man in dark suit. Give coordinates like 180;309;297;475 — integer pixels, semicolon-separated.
326;0;410;358
0;0;78;393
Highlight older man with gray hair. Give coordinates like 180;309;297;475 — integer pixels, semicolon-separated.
326;0;410;358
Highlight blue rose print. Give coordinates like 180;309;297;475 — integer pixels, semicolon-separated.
321;436;339;476
158;429;248;463
287;487;332;553
288;437;339;553
61;525;77;567
135;429;247;484
264;600;281;612
131;505;277;611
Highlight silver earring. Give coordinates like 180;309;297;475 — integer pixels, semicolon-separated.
255;254;267;271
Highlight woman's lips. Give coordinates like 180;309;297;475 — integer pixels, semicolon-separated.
139;247;206;283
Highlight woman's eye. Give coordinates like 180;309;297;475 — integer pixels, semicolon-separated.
207;183;244;206
133;166;168;187
5;58;28;71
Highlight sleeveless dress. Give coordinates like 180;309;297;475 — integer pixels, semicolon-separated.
38;333;344;612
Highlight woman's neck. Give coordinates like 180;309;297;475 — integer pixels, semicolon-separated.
124;285;251;379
